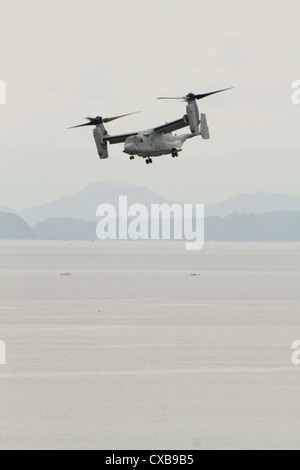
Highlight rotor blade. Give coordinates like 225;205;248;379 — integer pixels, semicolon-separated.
157;88;233;102
193;87;233;100
103;111;140;123
68;111;139;129
68;121;96;129
157;97;186;100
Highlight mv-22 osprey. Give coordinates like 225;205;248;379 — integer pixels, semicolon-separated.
69;88;232;164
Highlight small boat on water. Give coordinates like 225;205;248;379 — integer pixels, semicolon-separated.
60;272;71;276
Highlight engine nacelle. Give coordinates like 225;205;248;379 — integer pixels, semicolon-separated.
93;126;109;159
186;101;200;136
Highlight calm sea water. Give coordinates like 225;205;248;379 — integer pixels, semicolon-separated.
0;241;300;449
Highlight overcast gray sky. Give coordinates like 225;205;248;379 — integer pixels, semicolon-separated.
0;0;299;210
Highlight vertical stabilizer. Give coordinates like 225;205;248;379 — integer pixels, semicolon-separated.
200;113;210;139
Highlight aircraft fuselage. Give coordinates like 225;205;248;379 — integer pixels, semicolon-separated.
123;132;191;158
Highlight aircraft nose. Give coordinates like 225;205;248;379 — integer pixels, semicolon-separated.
124;142;135;154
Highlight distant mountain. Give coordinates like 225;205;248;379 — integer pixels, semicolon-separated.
19;182;173;226
0;204;14;213
19;183;300;227
206;192;300;217
205;211;300;241
0;209;299;241
0;211;37;239
34;217;96;240
28;211;300;242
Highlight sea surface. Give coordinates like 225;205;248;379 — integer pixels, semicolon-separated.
0;240;299;450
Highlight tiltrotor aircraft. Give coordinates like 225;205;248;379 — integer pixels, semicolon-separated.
69;88;232;164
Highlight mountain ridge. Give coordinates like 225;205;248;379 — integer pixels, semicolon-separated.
16;182;300;227
0;211;37;239
1;209;299;241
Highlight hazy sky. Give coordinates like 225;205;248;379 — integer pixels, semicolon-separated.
0;0;299;210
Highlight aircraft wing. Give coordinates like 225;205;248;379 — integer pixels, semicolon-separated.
103;132;139;145
103;115;189;144
153;116;189;134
